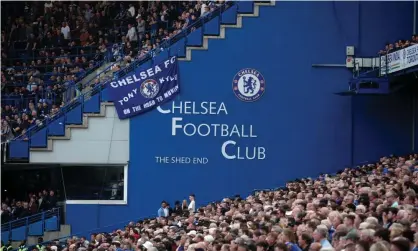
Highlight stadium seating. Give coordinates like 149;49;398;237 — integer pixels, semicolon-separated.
8;154;418;251
2;1;262;160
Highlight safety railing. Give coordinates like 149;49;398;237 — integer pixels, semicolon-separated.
2;44;120;86
115;2;236;79
1;94;53;111
8;23;171;64
5;51;104;65
7;63;117;141
1;46;123;118
6;1;237;151
12;214;151;251
1;207;61;241
379;43;418;76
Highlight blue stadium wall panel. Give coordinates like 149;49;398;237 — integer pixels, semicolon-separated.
352;93;414;164
66;1;415;234
415;96;418;153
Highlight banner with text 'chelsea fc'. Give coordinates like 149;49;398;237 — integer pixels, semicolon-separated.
108;56;180;119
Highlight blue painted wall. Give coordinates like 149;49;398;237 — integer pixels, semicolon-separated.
415;94;418;152
66;1;415;234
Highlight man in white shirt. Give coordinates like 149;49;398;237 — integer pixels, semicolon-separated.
126;24;138;42
128;4;135;18
61;22;70;40
188;194;196;214
201;3;208;16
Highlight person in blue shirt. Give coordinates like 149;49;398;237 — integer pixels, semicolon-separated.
157;201;169;217
313;227;332;250
281;229;301;251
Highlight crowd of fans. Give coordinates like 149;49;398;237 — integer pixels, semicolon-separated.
1;189;58;223
378;35;418;55
6;154;418;251
0;0;225;143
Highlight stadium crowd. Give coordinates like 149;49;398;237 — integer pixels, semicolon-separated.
378;35;418;55
1;0;223;142
1;189;57;223
8;154;418;251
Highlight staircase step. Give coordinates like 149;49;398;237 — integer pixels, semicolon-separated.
222;16;243;28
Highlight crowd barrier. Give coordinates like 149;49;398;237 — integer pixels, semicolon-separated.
1;208;61;242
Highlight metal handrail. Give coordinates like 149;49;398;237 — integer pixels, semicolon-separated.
10;61;119;141
9;2;234;144
1;207;60;232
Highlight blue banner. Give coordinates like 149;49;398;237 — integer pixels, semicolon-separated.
108;56;180;119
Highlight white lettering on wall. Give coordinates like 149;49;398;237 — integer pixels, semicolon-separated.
221;140;266;160
157;101;228;115
157;101;266;161
171;118;257;138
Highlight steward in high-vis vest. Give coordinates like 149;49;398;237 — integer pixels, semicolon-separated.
18;240;27;251
36;237;45;251
1;240;13;251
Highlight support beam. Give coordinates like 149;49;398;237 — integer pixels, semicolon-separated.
311;64;347;68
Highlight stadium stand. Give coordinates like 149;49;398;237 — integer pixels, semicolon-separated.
1;190;58;223
378;35;418;55
1;0;224;143
7;154;418;251
2;1;418;251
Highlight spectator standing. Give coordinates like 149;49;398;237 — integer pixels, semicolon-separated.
126;24;138;48
157;201;168;217
188;194;196;214
166;202;173;216
1;120;14;142
38;192;47;211
28;196;37;214
173;201;183;216
1;203;11;223
182;199;188;211
128;4;135;18
47;190;57;210
60;22;70;40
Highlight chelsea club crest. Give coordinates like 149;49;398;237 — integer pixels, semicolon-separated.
140;79;160;99
232;68;265;102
